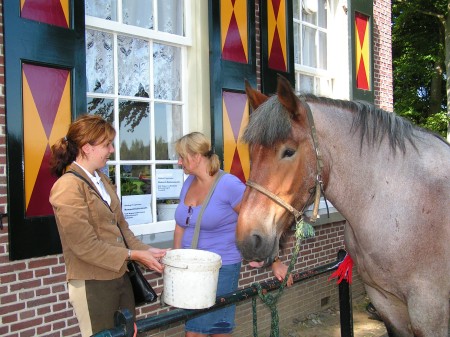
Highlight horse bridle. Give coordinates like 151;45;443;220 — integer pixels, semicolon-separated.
246;98;325;223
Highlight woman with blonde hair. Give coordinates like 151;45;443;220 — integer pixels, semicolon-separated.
173;132;244;337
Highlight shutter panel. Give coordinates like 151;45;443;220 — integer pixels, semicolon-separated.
350;0;374;102
209;0;256;182
4;1;86;259
260;0;295;94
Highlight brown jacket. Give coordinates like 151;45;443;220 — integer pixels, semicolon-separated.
49;163;150;281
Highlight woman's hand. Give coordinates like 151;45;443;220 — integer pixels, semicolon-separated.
131;248;169;274
247;258;294;287
271;259;294;287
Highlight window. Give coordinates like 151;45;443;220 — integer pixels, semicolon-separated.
85;0;189;235
293;0;332;95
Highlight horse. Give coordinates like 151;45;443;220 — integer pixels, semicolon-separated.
236;75;450;337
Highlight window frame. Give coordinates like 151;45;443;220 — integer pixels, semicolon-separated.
293;0;334;96
85;1;191;236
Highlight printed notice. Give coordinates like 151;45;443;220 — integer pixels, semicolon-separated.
122;194;152;225
156;169;183;199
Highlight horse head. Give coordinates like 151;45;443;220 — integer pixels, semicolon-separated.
236;75;325;262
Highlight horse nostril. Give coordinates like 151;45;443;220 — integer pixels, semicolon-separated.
252;234;262;251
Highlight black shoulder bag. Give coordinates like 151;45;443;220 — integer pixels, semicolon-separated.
66;170;157;306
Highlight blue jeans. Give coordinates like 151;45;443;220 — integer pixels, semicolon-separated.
185;261;241;334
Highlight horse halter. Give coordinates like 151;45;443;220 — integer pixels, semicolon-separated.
246;98;324;223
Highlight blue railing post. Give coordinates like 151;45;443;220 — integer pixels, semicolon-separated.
114;309;135;337
91;309;134;337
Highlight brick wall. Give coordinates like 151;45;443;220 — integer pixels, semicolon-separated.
0;1;390;336
373;0;393;111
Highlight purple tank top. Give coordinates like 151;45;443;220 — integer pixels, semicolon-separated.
174;172;245;265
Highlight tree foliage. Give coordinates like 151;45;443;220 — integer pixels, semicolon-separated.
392;0;450;137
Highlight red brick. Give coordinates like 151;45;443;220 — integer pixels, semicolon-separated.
0;302;26;315
10;279;41;291
1;293;17;304
11;317;42;331
28;257;59;268
28;295;58;308
19;309;36;320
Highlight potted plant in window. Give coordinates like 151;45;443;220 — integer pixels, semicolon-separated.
157;199;179;221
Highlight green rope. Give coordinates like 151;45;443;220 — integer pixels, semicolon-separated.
252;219;315;337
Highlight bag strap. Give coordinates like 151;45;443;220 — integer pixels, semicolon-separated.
191;171;225;249
65;170;131;249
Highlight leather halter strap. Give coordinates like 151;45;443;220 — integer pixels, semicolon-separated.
246;180;303;221
246;98;324;223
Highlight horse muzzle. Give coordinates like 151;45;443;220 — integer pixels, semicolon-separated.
236;228;280;263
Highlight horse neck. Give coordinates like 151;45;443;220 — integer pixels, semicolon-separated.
310;103;398;219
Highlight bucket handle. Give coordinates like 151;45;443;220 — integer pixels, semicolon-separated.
162;262;189;269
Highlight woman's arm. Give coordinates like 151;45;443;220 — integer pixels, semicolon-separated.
173;224;185;249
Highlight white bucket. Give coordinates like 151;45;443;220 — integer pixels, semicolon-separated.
162;249;222;309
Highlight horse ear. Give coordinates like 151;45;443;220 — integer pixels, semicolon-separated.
245;79;268;110
276;75;302;119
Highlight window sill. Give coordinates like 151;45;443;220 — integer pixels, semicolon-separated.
303;206;345;226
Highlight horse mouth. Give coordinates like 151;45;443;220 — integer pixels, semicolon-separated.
237;232;280;263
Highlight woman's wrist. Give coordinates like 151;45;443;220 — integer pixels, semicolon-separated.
127;249;132;261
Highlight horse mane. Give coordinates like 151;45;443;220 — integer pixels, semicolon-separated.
243;92;448;154
242;95;292;147
303;94;421;154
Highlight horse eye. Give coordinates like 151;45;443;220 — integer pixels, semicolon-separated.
282;148;295;158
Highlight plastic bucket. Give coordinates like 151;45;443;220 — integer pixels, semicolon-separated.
162;249;222;309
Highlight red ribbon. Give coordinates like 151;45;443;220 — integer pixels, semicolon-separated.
329;253;353;284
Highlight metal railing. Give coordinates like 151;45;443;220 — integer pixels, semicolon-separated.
92;250;353;337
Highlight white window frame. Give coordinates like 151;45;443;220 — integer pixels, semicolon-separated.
293;0;334;96
85;0;192;236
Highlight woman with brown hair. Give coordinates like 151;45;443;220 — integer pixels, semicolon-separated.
49;114;168;336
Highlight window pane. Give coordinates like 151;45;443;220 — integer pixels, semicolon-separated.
318;31;327;69
154;43;181;100
123;0;154;29
294;22;300;64
302;3;316;24
87;97;114;122
87;98;116;161
155;103;182;160
86;0;117;21
86;30;114;94
318;0;327;28
293;0;300;20
104;164;115;184
299;74;314;93
156;166;183;221
158;0;184;35
119;99;151;160
117;35;150;97
120;164;152;195
302;26;316;67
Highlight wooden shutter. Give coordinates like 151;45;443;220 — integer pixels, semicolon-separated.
260;0;295;94
209;0;256;182
4;1;86;259
349;0;374;102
